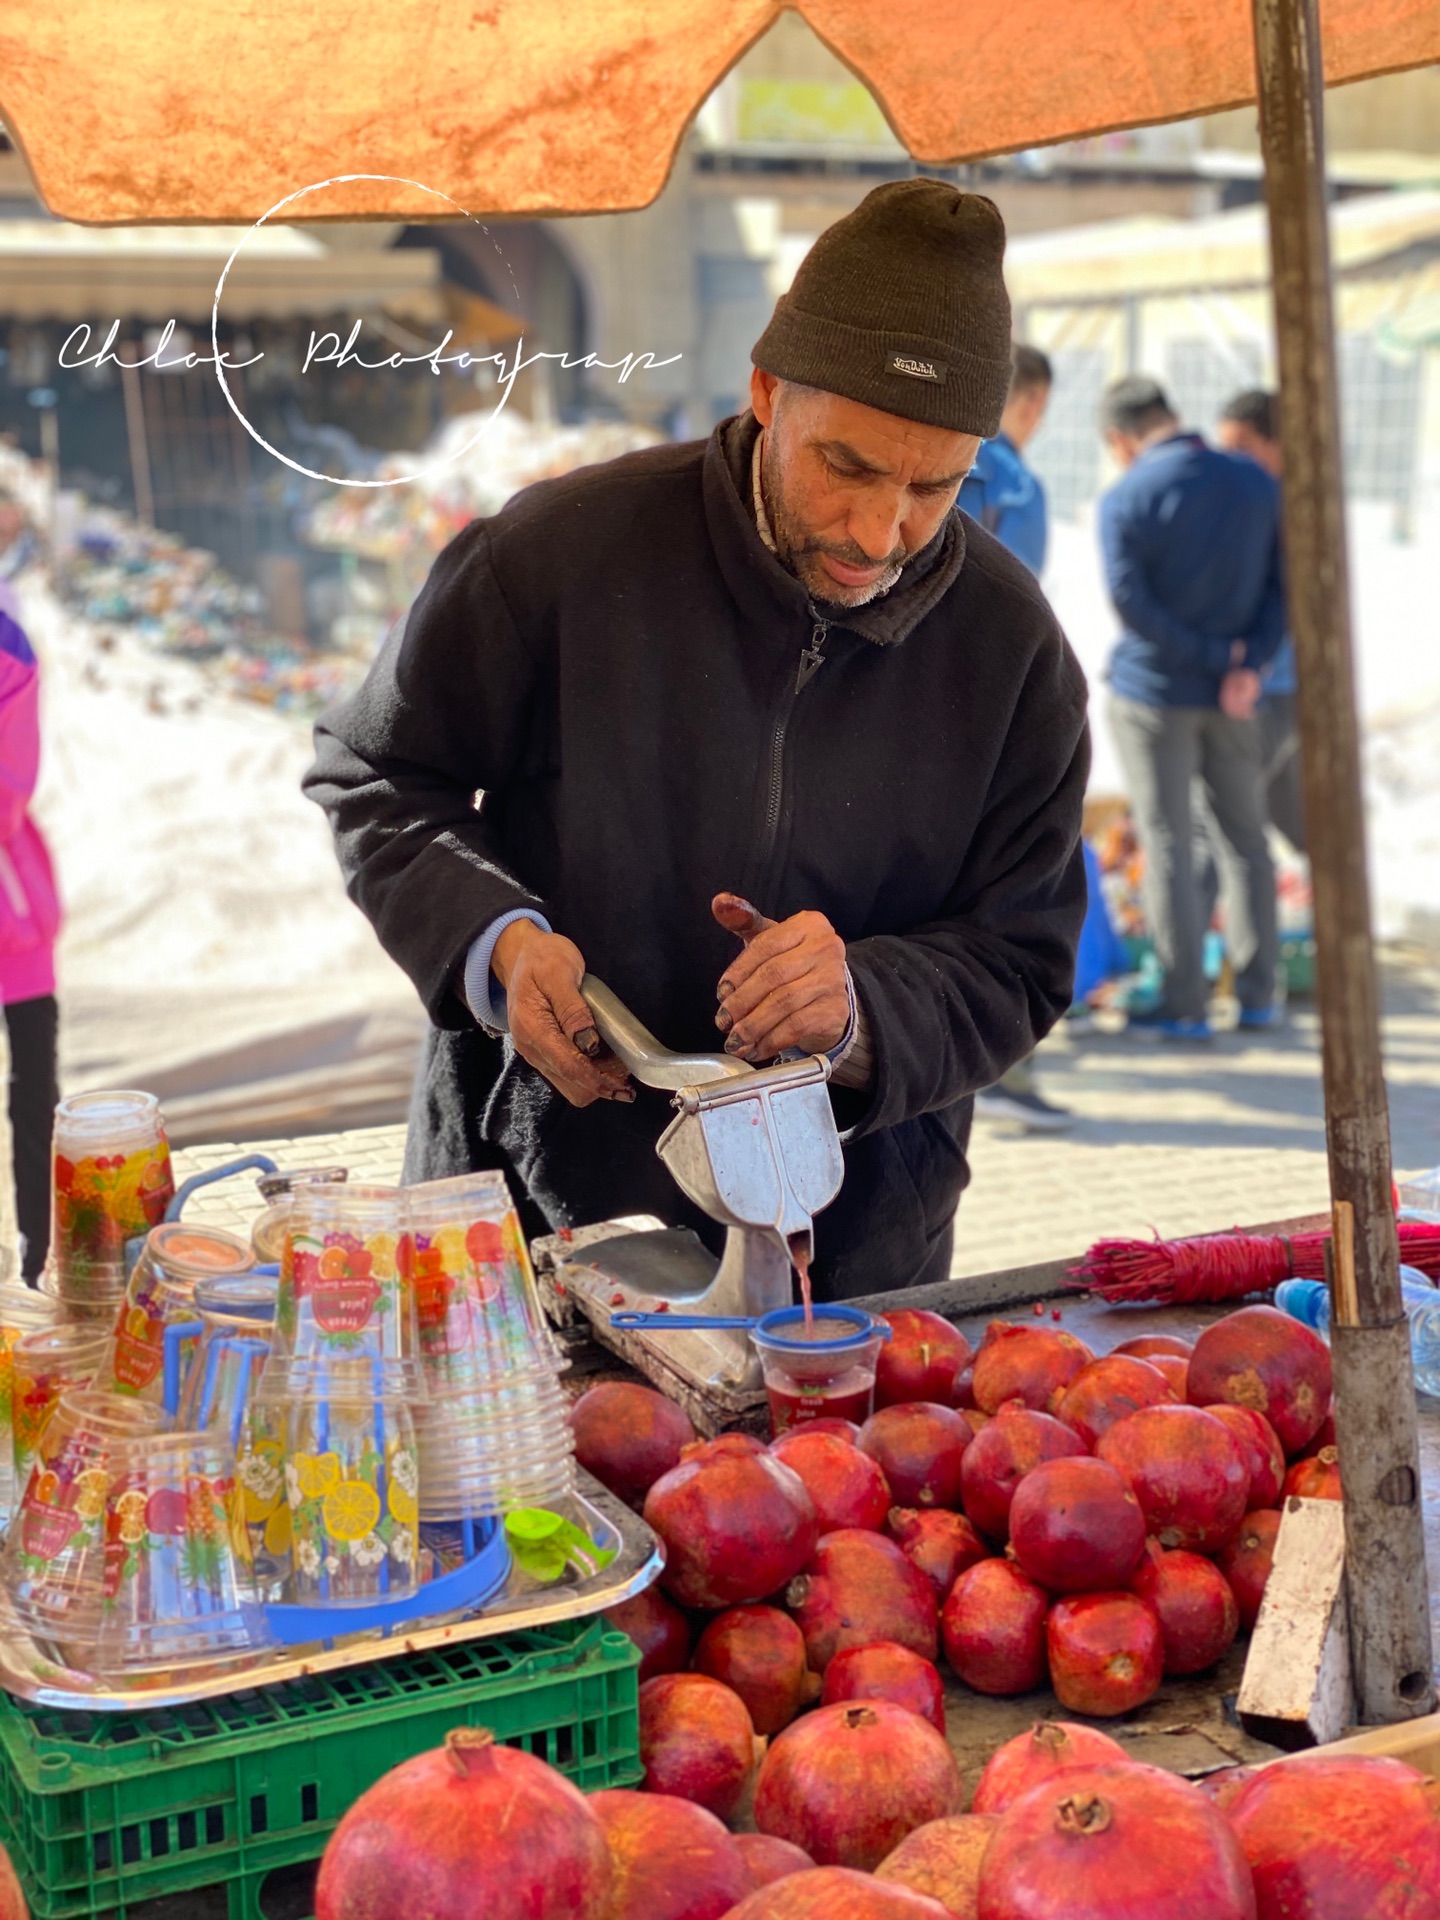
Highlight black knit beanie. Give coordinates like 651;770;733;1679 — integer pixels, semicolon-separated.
752;179;1013;438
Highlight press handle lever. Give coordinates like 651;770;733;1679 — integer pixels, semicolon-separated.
580;975;751;1092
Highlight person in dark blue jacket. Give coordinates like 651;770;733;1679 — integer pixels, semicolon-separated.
961;345;1073;1132
1099;376;1285;1040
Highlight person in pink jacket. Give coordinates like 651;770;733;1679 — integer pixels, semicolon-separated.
0;495;61;1282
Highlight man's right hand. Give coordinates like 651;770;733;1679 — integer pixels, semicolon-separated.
491;919;635;1107
1220;668;1262;720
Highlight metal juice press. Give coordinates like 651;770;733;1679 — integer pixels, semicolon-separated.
534;977;845;1407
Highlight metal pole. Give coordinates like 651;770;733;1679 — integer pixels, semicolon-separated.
1251;0;1434;1723
120;360;154;527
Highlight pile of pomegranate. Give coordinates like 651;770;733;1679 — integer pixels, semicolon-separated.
308;1304;1436;1919
313;1725;1440;1919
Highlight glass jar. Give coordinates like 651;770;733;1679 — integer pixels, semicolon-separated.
50;1091;175;1307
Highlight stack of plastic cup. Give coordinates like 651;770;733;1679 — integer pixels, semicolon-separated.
0;1389;162;1648
93;1427;269;1673
0;1284;59;1527
97;1223;255;1402
12;1324;109;1494
257;1186;424;1607
405;1172;575;1556
47;1091;176;1323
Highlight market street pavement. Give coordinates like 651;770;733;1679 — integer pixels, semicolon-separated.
957;947;1440;1276
173;949;1440;1283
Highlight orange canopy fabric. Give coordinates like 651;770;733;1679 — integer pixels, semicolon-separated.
3;1;1439;224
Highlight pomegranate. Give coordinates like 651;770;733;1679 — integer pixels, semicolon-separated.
770;1428;892;1533
692;1605;818;1736
875;1310;973;1409
972;1324;1093;1415
570;1381;696;1510
1215;1509;1282;1630
591;1789;753;1920
754;1700;964;1871
1186;1305;1332;1456
821;1641;947;1734
878;1814;999;1916
638;1673;759;1822
1282;1446;1342;1501
786;1528;939;1670
314;1727;612;1920
975;1761;1257;1920
1046;1593;1163;1717
644;1434;819;1609
971;1722;1127;1816
1096;1405;1249;1552
1056;1355;1175;1448
604;1585;691;1683
733;1833;817;1888
1296;1407;1336;1459
1149;1354;1190;1398
858;1404;973;1509
796;1417;861;1440
1204;1405;1286;1511
726;1867;951;1917
959;1406;1088;1543
1228;1753;1440;1918
889;1507;990;1599
1111;1334;1194;1360
1131;1541;1240;1675
940;1560;1049;1696
0;1851;21;1920
1009;1457;1147;1594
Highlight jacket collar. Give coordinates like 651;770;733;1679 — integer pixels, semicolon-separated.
702;410;967;647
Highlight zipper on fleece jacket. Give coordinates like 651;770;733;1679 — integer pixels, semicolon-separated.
756;610;831;882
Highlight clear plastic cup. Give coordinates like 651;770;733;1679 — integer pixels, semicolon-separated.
50;1091;175;1304
12;1324;109;1490
402;1172;557;1389
98;1223;254;1401
274;1185;411;1367
0;1284;59;1526
1;1389;163;1645
750;1307;891;1436
254;1356;421;1607
93;1428;269;1673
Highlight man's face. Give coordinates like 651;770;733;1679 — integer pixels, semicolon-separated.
750;369;981;609
1000;380;1051;451
1217;418;1283;479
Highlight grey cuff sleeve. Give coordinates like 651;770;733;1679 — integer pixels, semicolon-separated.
828;967;876;1090
463;909;553;1033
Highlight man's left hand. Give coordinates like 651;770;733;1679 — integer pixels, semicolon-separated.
712;893;850;1060
1220;668;1262;720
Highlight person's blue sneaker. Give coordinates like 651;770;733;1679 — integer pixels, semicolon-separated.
1238;1004;1286;1030
1127;1012;1215;1042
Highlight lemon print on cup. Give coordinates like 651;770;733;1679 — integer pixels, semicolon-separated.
323;1479;382;1544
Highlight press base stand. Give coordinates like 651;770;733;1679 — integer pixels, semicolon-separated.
535;1220;791;1435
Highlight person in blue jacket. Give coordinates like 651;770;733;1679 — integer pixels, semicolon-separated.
1099;376;1285;1041
960;345;1072;1131
958;344;1052;575
1217;389;1304;852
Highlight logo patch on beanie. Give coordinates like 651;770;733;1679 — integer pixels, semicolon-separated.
886;352;944;383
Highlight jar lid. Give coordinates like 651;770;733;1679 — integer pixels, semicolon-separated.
144;1223;254;1279
53;1089;163;1144
193;1274;278;1321
255;1166;349;1202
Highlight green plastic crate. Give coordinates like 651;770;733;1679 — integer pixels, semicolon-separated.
0;1618;641;1920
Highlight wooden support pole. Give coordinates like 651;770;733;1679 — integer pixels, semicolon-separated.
1250;0;1434;1722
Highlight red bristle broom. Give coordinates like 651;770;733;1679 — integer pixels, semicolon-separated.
1072;1220;1440;1306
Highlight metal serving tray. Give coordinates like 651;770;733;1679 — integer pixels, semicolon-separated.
0;1473;661;1711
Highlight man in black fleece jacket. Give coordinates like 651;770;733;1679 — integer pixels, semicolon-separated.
305;180;1089;1300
